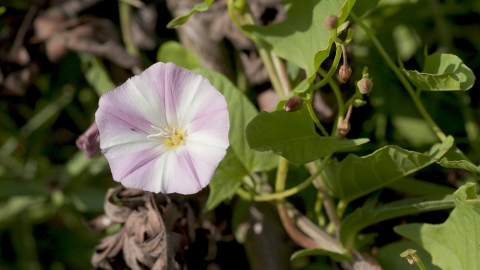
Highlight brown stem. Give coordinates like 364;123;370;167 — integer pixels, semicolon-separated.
341;43;348;66
344;102;353;122
277;202;320;249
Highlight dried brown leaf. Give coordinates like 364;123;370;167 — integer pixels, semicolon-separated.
91;227;126;270
104;186;135;223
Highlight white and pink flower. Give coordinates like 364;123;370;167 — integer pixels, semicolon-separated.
95;62;229;194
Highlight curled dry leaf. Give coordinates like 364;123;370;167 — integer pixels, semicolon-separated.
123;198;168;269
91;227;126;270
104;186;146;223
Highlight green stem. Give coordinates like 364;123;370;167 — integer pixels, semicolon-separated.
236;157;331;201
119;1;141;74
312;43;342;90
350;12;447;142
275;157;289;193
317;67;345;136
337;199;348;219
314;192;326;226
305;101;329;136
309;158;340;234
415;255;428;270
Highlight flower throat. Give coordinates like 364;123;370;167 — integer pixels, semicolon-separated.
147;125;185;148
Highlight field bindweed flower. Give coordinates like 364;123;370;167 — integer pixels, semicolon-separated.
95;62;229;194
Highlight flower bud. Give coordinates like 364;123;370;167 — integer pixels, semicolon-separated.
339;64;352;83
323;15;338;30
357;77;373;94
338;120;350;138
353;99;367;107
284;96;303;112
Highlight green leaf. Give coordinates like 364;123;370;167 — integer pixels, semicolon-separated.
340;195;454;248
291;248;349;262
166;0;214;29
79;53;116;96
157;41;201;70
434;145;480;174
195;68;278;211
243;0;356;83
205;149;245;211
387;178;456;196
323;136;454;202
375;241;441;270
402;53;475;91
245;106;369;164
391;116;438;147
394;182;480;270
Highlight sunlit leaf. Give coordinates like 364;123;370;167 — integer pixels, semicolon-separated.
243;0;356;84
402;53;475;91
245;106;369;164
395;183;480;270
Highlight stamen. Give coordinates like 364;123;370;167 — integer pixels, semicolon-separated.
147;125;174;139
147;124;186;148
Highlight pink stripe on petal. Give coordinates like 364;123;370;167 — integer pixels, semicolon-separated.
185;108;229;149
104;144;167;181
168;142;227;192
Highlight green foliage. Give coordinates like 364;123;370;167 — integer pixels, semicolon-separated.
291;248;349;262
245;106;369;164
395;183;480;270
402;53;476;91
3;0;480;268
340;195;455;248
375;241;441;270
243;0;356;83
434;145;480;174
166;0;214;29
322;136;454;202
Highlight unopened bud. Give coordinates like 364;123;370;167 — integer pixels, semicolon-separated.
338;120;350;138
324;15;338;30
357;77;373;94
284;96;303;112
339;64;352;83
353;99;367;107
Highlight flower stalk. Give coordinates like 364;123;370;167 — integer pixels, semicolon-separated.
350;11;447;142
236;156;331;201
